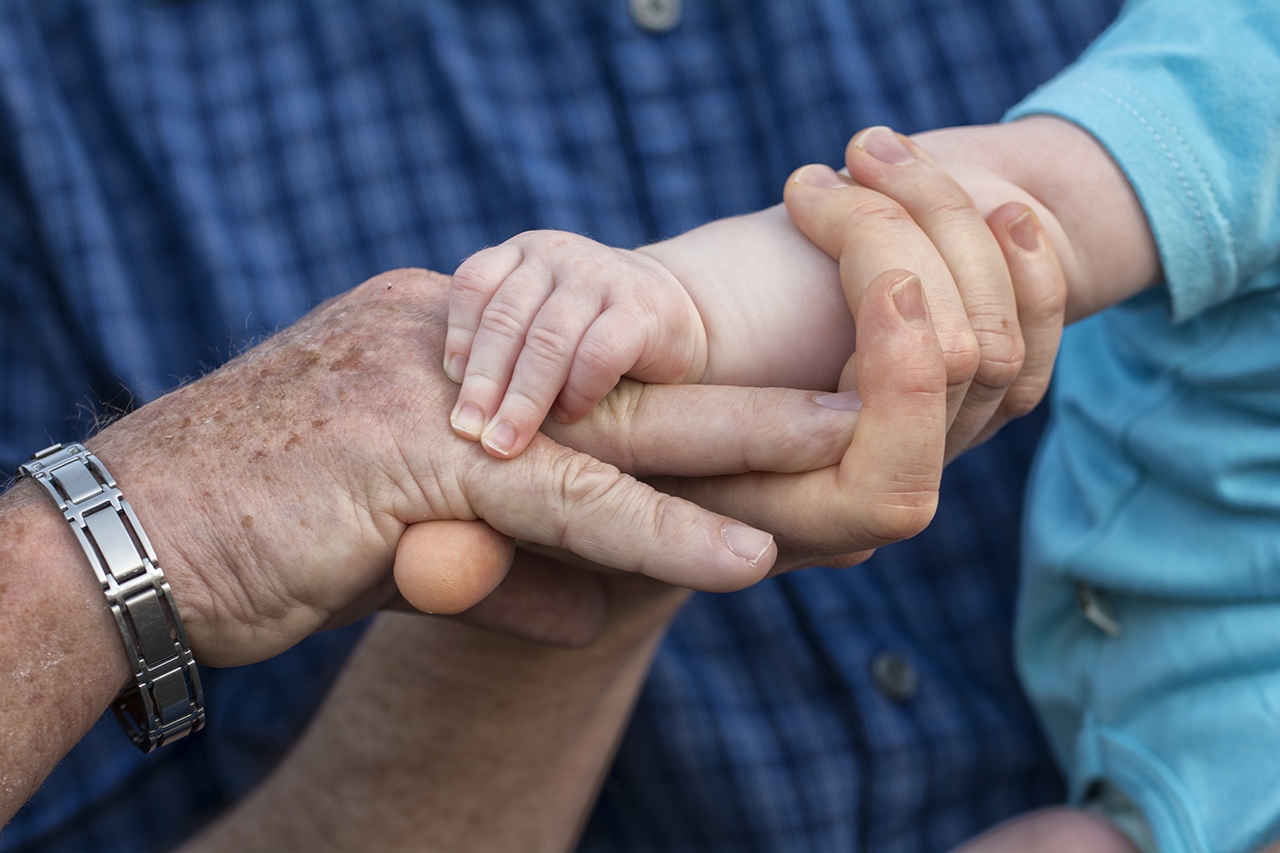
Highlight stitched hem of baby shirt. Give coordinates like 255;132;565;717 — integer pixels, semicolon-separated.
1006;68;1234;324
1071;724;1211;853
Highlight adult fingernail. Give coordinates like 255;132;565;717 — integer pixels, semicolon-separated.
482;421;517;457
444;353;467;384
1008;208;1040;252
891;275;927;325
815;390;863;411
451;403;485;439
855;126;915;165
793;163;849;188
723;524;774;565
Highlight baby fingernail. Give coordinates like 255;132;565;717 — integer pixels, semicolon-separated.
794;163;849;188
815;390;863;411
856;126;915;165
444;353;467;383
1008;209;1040;252
482;421;518;457
451;403;485;438
723;524;774;565
891;275;927;325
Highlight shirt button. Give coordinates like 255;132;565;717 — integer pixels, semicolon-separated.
871;651;919;703
630;0;682;33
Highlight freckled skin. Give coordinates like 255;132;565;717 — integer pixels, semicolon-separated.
86;269;460;668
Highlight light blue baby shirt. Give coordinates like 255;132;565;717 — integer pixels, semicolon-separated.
1008;1;1280;851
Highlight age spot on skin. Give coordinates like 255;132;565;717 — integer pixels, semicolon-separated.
328;345;364;372
284;434;301;451
241;515;255;529
311;419;327;430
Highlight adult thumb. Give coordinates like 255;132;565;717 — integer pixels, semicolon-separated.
781;163;861;261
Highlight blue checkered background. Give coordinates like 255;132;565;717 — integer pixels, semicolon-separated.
0;1;1122;849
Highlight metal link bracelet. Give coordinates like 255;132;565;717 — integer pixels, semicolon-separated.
19;443;205;752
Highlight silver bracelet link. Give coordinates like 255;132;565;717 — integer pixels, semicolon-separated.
20;443;205;752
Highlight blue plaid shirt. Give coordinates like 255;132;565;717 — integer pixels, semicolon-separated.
0;1;1123;850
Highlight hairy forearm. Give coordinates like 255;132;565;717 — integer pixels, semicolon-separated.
913;116;1162;321
0;480;133;823
180;575;690;853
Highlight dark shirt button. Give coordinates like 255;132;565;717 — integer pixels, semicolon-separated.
871;651;919;702
630;0;682;33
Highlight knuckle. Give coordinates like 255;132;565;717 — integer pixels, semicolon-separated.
1000;376;1050;418
572;333;623;381
973;326;1026;390
451;256;500;299
647;491;692;552
522;323;576;365
922;189;980;227
495;387;547;424
739;387;790;466
590;379;648;468
859;492;938;545
553;386;596;422
1026;269;1069;319
938;324;981;385
477;298;531;341
847;194;913;230
557;453;632;523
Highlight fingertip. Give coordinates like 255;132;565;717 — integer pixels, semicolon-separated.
783;165;860;261
394;520;514;615
846;126;936;173
450;400;486;441
443;352;467;384
722;523;775;570
889;273;928;326
646;521;776;593
550;391;595;424
989;202;1041;253
480;419;523;458
788;163;851;189
848;126;915;165
856;268;947;408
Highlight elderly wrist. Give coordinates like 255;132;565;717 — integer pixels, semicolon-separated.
83;416;242;667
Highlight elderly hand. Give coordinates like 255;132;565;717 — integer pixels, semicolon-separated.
84;268;886;667
537;266;948;571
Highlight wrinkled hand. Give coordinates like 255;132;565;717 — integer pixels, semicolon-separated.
381;258;955;639
88;269;873;666
784;126;1068;462
543;268;949;572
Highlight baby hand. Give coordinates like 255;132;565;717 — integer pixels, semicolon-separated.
444;230;709;458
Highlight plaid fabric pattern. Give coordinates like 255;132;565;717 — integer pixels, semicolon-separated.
0;1;1123;850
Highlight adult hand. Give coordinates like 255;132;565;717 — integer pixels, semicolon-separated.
784;125;1069;462
86;268;875;667
180;577;689;853
542;267;949;570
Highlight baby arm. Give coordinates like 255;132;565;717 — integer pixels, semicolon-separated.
445;124;1090;463
444;210;855;459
